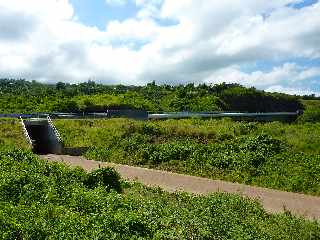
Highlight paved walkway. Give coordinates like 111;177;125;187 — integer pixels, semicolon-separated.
41;154;320;220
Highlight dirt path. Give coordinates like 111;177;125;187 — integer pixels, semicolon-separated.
41;154;320;220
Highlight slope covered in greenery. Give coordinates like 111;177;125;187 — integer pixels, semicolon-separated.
0;149;319;239
0;79;319;238
298;100;320;123
0;79;303;113
55;118;320;196
0;119;30;151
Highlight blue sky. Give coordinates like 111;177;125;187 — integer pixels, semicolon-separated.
71;0;319;29
70;0;178;30
289;0;318;8
71;0;320;95
70;0;139;30
0;0;319;95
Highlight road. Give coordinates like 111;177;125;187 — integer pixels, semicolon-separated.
41;154;320;220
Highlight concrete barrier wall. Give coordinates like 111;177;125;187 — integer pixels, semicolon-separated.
23;119;63;154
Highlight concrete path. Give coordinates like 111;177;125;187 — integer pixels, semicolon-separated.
41;154;320;220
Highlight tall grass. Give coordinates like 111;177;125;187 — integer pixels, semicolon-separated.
55;118;320;195
0;149;319;239
0;119;30;150
298;100;320;123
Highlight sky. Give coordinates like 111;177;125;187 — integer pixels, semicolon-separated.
0;0;319;95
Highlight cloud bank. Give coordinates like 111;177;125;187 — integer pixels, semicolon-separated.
0;0;319;95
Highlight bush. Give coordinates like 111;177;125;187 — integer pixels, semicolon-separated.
0;149;319;239
84;167;122;193
55;118;320;195
298;100;320;123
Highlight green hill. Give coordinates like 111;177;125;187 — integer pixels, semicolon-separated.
0;149;319;239
0;79;303;113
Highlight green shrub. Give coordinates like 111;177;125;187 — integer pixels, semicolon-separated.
239;134;283;156
298;100;320;123
0;119;30;150
55;118;320;195
84;167;122;193
0;149;319;239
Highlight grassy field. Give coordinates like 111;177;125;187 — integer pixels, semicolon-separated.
0;111;319;196
0;103;320;238
0;119;30;150
0;149;319;239
54;118;320;196
298;100;320;123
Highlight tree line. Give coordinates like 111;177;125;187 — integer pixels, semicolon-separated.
0;79;305;113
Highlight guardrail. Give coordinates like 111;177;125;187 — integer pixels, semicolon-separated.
47;116;62;143
148;111;300;120
0;110;301;122
19;116;33;146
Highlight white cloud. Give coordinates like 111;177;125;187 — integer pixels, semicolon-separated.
0;0;319;94
106;18;162;41
204;63;320;96
135;0;163;19
105;0;127;6
204;63;320;86
266;85;320;97
0;0;74;20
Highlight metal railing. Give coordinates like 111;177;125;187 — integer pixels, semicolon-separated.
148;111;300;119
47;116;62;143
19;116;33;146
1;110;301;121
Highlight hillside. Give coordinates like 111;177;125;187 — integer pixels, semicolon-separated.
298;100;320;123
54;118;320;196
0;119;30;150
0;79;303;113
0;149;319;239
0;80;320;238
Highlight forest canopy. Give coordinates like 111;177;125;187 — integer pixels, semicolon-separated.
0;79;305;113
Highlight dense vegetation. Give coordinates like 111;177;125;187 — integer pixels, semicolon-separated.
0;79;304;113
298;100;320;123
0;79;319;238
0;149;319;239
54;118;320;196
0;119;30;150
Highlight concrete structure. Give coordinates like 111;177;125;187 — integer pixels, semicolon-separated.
21;117;63;154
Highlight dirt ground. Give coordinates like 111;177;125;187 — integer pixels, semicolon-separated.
41;154;320;220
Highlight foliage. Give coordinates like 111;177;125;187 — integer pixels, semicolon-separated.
85;167;122;193
0;149;319;239
298;100;320;123
220;86;303;112
0;79;303;113
54;118;320;195
0;119;30;151
1;79;319;238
